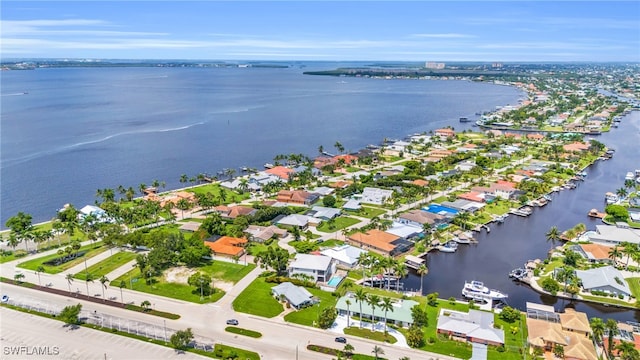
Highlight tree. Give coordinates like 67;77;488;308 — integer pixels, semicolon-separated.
410;305;428;327
85;273;95;296
367;294;380;331
343;343;355;359
253;247;289;275
354;288;367;328
13;273;25;284
426;292;439;307
615;341;640;360
406;324;425;348
176;198;192;219
58;304;82;326
499;306;521;323
616;187;628;199
606;318;618;358
345;299;352;328
371;345;384;360
188;272;212;300
99;275;109;301
417;264;428;295
605;204;629;222
118;280;126;305
35;265;45;286
141;300;151;311
590;317;605;345
66;273;74;294
334;141;345;154
379;297;394;333
609;246;622;265
621;242;637;269
5;212;34;251
545;226;560;250
170;328;194;351
323;195;337;208
318;306;338;329
553;344;564;358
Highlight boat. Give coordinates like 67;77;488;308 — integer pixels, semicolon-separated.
495;214;507;223
263;163;274;169
605;192;619;204
626;172;635;181
459;117;471;122
438;241;458;253
453;236;471;244
509;268;527;279
461;280;508;302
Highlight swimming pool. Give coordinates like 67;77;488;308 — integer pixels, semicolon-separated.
424;204;459;215
327;276;343;287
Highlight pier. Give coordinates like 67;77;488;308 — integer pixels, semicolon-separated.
404;254;426;270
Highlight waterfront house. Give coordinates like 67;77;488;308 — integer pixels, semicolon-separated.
436;308;504;346
434;128;456;139
348;229;402;255
397;209;447;228
288;253;334;283
79;205;112;223
441;199;485;213
335;294;417;328
563;142;590;153
574;265;632;297
276;190;319;205
214;205;257;220
265;166;295;180
320;244;367;268
204;236;247;257
570;243;615;264
360;187;394;205
276;214;313;229
271;282;315;309
586;224;640;246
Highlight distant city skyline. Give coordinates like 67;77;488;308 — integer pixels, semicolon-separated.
2;1;639;62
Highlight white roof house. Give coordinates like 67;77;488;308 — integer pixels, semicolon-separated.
311;186;334;196
80;205;106;217
342;199;362;210
360;187;394;205
587;225;640;246
320;245;367;268
271;282;314;309
310;206;341;220
288;254;335;283
437;308;505;345
575;265;632;297
277;214;313;228
385;222;422;239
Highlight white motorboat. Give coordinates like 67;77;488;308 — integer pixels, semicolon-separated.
462;280;508;302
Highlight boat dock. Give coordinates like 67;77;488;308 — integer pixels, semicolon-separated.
509;206;533;217
404;254;426;270
588;208;606;218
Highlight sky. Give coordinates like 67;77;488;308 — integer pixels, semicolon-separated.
1;1;639;62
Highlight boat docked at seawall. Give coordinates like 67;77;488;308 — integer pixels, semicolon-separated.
459;117;471;123
508;268;527;280
462;280;508;302
437;240;459;252
605;192;619;205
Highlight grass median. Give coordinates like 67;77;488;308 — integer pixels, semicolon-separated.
74;251;137;280
18;242;107;274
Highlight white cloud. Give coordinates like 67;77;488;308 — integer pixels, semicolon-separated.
410;33;476;39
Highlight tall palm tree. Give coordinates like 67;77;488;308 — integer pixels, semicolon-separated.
367;294;381;331
354;288;367;329
371;345;384;360
35;265;45;286
85;273;95;296
615;341;640;360
394;262;407;293
616;187;628;199
379;297;394;333
545;226;561;250
357;252;370;283
118;280;126;305
65;273;74;294
417;264;428;295
608;246;622;265
345;299;352;328
621;242;637;269
606;318;619;358
99;276;109;301
589;317;605;345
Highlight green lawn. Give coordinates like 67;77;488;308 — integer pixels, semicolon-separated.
489;313;529;360
316;217;361;233
284;287;338;326
345;207;387;219
627;277;640;299
18;242;107;274
225;326;262;338
112;267;225;304
319;239;345;248
344;326;397;343
233;276;283;317
74;251;138;280
198;260;256;283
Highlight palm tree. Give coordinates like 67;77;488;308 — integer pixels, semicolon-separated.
371;345;384;360
606;318;619;358
345;299;352;328
621;242;637;269
417;264;428;295
65;273;74;294
616;187;628;199
141;300;151;311
85;273;95;296
624;179;636;190
357;253;370;282
590;317;605;345
179;174;188;184
394;262;407;293
35;265;45;286
99;275;109;301
379;297;394;333
118;280;126;305
545;226;561;250
13;273;25;284
367;294;381;331
609;246;622;266
354;288;367;328
615;341;640;360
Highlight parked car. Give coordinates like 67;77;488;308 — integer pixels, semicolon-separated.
334;337;347;343
226;319;239;325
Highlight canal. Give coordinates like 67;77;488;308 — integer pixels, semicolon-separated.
405;110;640;323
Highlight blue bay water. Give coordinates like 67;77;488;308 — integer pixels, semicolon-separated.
1;65;522;225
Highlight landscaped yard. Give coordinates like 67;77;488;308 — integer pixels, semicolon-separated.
489;313;529;360
316;217;361;233
75;251;138;280
283;286;338;326
112;267;225;304
344;326;397;343
198;260;256;283
345;207;387;219
626;277;640;299
233;275;283;317
18;242;107;274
